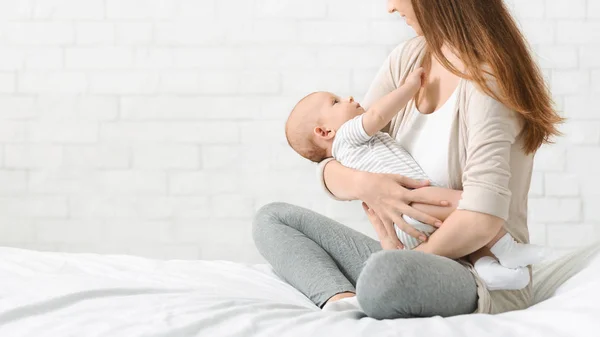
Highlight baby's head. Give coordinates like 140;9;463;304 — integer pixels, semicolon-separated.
286;91;365;162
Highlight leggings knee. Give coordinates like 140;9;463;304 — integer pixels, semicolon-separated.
356;250;418;319
252;202;292;247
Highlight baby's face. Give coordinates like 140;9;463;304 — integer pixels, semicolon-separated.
316;92;365;131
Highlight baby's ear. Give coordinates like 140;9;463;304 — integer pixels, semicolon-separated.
313;126;326;138
314;127;335;140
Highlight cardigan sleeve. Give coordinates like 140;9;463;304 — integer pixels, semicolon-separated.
457;85;524;221
315;42;406;200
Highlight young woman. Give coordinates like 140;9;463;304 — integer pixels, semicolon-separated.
253;0;563;319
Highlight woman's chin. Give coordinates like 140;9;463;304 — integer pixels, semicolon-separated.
404;22;422;36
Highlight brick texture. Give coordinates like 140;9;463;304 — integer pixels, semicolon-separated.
0;0;598;262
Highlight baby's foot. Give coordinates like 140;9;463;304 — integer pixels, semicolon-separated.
490;233;550;269
474;256;530;291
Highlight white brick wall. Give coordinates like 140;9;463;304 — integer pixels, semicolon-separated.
0;0;598;262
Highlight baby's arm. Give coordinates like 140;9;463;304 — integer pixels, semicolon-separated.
361;68;424;136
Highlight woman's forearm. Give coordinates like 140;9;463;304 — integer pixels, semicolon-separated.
410;187;462;221
322;160;364;201
414;209;504;259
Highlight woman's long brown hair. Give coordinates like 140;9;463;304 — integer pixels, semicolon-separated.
412;0;563;153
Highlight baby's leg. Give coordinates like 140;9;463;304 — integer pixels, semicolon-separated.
471;226;548;291
469;224;546;290
414;187;547;267
412;188;534;290
408;187;546;268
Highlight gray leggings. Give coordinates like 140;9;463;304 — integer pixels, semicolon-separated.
252;202;478;319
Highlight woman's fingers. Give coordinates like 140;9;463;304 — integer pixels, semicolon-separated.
380;236;400;250
392;174;430;189
362;203;403;249
406;188;449;206
401;205;443;228
394;215;428;242
362;202;382;232
380;215;404;250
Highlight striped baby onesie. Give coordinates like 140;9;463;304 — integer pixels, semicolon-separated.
331;114;437;249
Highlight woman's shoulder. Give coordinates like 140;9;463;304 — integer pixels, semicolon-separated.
396;36;426;53
460;79;524;133
462;62;516;104
462;76;508;109
406;35;426;49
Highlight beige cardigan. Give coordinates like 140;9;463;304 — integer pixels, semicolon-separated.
317;36;533;314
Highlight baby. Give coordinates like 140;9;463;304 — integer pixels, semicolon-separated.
285;67;547;291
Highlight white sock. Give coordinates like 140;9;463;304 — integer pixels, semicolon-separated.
321;296;362;312
474;256;530;291
490;233;549;269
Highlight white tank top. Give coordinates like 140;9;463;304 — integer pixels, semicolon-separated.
395;87;459;188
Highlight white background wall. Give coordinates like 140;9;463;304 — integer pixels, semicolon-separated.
0;0;598;262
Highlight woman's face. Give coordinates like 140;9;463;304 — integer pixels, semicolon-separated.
387;0;423;35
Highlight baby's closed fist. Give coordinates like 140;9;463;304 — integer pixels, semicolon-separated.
405;67;426;89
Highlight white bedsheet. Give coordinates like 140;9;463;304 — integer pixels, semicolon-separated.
0;246;599;337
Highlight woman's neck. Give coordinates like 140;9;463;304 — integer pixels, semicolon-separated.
435;44;465;74
416;43;464;114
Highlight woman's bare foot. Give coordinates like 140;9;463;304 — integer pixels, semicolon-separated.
323;292;355;306
321;292;362;312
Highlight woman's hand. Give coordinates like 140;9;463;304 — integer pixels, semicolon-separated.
362;202;401;250
358;172;448;249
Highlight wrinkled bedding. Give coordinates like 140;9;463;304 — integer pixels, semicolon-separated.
0;244;598;337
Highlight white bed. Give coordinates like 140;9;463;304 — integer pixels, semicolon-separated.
0;245;599;337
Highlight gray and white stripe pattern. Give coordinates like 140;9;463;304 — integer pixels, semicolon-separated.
332;115;437;249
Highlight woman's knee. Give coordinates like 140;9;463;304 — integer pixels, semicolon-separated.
357;250;478;319
356;250;419;319
357;250;445;319
252;202;293;245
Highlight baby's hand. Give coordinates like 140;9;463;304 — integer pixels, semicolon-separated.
404;67;426;91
